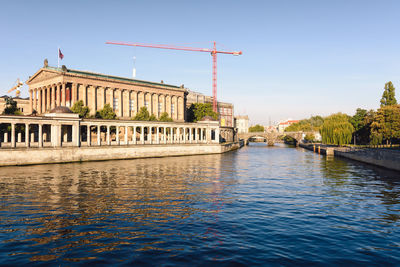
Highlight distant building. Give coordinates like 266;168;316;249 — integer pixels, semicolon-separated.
0;96;30;115
277;119;299;133
186;91;234;127
234;115;249;133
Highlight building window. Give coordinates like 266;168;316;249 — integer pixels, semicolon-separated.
113;98;118;110
129;99;135;111
171;103;175;114
158;102;162;112
144;101;149;108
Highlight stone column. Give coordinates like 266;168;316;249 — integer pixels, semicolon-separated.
215;128;220;143
71;83;77;106
116;126;120;145
87;125;91;146
124;126;128;145
46;86;50;111
38;89;42;114
82;84;87;106
140;126;144;144
123;90;129;118
38;124;43;147
61;83;66;106
11;123;15;148
107;125;110;145
154;93;159;118
163;127;167;144
72;122;80;147
190;128;193;143
118;89;123;117
148;93;152;115
29;90;33;113
148;127;152;144
56;84;61;107
25;123;29;147
99;87;105;110
97;125;101;146
51;85;56;109
156;127;159;144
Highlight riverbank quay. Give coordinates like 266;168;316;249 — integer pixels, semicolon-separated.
300;143;400;172
0;142;241;166
0;110;240;166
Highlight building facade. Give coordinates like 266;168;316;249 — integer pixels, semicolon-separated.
0;96;30;115
277;119;300;133
26;63;187;121
234;115;249;133
186;91;234;127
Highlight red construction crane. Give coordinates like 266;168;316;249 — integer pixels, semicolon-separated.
105;41;242;112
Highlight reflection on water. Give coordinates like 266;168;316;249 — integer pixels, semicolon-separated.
1;143;400;265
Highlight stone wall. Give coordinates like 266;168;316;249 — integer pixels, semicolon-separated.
0;142;241;167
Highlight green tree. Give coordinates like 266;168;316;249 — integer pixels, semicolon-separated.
133;107;151;121
304;133;315;142
285;115;324;132
370;105;400;146
71;100;90;118
380;81;397;107
159;112;173;122
95;104;117;119
187;103;218;122
320;113;354;146
350;108;372;145
249;124;264;132
2;97;22;115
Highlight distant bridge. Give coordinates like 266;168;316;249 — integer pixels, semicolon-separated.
238;131;317;146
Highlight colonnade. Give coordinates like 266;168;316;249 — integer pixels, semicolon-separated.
29;83;185;121
0;116;223;149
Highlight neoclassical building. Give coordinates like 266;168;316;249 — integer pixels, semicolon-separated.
26;62;187;121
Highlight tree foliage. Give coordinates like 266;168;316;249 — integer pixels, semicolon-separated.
159;112;173;122
186;103;218;122
71;100;90;118
370;105;400;145
285;115;324;132
95;104;117;119
2;97;22;115
133;107;151;121
321;113;354;146
349;108;374;145
249;124;264;132
380;81;397;107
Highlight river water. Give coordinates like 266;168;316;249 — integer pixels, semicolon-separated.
1;143;400;265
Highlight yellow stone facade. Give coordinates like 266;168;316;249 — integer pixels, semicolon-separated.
26;65;187;121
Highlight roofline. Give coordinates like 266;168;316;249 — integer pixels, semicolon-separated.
27;65;186;91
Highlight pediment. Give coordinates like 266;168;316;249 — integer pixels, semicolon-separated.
26;68;61;85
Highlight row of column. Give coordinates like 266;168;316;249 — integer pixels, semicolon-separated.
1;122;221;148
83;125;215;146
29;84;185;120
1;123;44;148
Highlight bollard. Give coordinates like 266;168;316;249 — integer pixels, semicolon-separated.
313;144;315;152
318;146;321;154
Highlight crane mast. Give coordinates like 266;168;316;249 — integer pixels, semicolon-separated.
106;41;242;112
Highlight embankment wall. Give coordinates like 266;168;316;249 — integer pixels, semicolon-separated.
300;143;400;172
0;142;241;167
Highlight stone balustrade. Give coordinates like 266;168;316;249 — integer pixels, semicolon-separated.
0;115;226;149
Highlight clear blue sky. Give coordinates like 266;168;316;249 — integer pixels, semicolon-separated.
1;0;400;125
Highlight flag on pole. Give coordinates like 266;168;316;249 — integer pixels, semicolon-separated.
59;49;64;60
